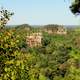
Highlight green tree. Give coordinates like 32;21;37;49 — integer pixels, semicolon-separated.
0;7;14;29
70;0;80;14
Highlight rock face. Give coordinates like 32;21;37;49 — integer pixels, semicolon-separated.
26;33;42;47
44;26;67;35
57;27;67;35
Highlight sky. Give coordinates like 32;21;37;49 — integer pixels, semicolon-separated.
0;0;80;25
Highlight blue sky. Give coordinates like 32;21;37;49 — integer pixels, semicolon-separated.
0;0;80;25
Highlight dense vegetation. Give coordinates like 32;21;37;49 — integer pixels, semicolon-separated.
1;24;80;80
0;7;80;80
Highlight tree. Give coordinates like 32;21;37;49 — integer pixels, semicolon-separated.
70;0;80;15
0;7;14;29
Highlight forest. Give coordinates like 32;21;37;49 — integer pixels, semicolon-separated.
0;0;80;80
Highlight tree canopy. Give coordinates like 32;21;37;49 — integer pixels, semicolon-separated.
0;8;14;29
70;0;80;15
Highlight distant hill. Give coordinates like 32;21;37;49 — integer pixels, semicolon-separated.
64;25;80;28
6;25;18;28
6;24;80;29
31;25;44;28
15;24;32;29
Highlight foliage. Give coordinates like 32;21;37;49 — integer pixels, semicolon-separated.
70;0;80;15
0;8;14;29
